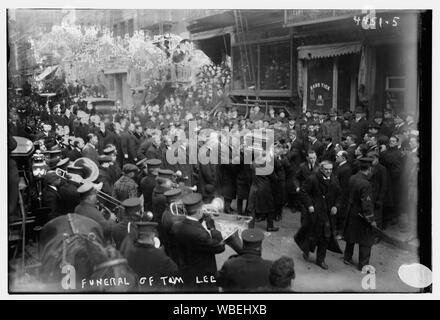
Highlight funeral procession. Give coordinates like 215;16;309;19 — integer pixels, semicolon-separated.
6;9;428;293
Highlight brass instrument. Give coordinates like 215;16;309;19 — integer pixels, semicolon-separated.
54;158;123;210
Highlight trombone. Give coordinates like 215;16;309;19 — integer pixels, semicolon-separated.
55;168;123;209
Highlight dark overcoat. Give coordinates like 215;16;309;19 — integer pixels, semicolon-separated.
216;252;272;292
343;172;376;246
294;171;342;254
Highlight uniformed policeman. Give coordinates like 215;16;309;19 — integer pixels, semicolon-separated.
140;159;162;212
159;188;185;263
123;221;179;292
343;157;377;271
111;197;142;250
216;229;273;292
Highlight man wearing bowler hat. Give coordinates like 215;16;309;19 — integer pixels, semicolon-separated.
123;221;179;292
171;193;225;292
217;229;273;292
350;106;370;142
112;197;143;250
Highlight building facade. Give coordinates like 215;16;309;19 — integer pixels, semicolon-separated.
187;9;422;118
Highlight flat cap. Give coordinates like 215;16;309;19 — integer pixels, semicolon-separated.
98;155;113;163
182;193;203;213
242;229;264;246
122;197;141;209
123;163;139;174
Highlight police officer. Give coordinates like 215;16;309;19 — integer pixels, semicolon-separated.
217;229;273;292
111;197;143;250
343;157;377;271
123;221;179;292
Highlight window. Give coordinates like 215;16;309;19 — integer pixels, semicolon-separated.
259;41;291;90
120;22;126;37
232;45;257;90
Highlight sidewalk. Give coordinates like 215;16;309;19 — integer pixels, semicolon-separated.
381;224;419;254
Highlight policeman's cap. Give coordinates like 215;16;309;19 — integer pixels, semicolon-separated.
103;145;116;154
164;188;182;200
158;169;174;178
242;229;264;248
146;159;162;168
182;193;203;213
122;197;141;209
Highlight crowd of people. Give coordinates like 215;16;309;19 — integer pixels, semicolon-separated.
8;80;419;291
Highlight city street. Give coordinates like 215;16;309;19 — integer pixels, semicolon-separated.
217;206;420;293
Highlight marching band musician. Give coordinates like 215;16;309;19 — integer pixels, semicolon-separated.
111;197;143;250
171;193;225;292
122;221;179;292
159;188;185;264
75;182;117;241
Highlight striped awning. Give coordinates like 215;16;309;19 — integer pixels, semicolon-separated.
298;42;362;60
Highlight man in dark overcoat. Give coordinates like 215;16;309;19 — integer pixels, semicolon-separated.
294;161;342;270
171;193;225;292
343;158;377;270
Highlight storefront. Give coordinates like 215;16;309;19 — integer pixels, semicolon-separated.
297;42;361;113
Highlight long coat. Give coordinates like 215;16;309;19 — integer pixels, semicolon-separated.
151;185;169;222
323;121;342;144
295;171;342;254
273;157;288;207
216;252;272;292
171;218;225;291
236;163;251;200
140;173;157;212
160;208;185;264
197;163;219;198
74;202;113;240
219;164;237;200
380;146;403;208
120;131;138;164
334;162;353;220
343;172;376;246
247;164;277;215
